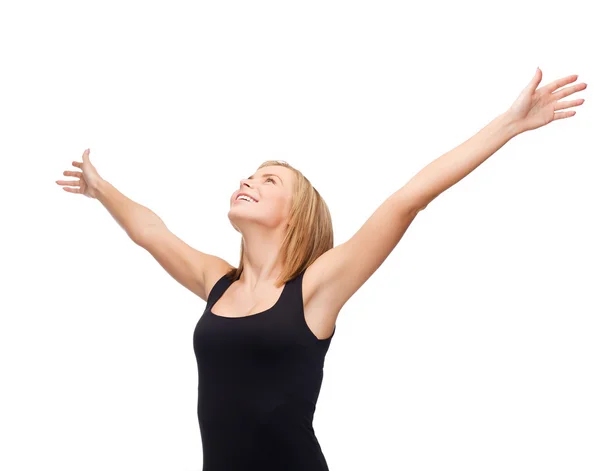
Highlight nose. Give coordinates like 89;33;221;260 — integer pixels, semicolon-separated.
239;178;253;189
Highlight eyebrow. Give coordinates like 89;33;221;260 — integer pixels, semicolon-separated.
247;173;283;184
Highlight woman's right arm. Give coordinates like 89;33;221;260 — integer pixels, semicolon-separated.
95;179;234;301
57;149;233;301
135;224;235;302
94;178;163;242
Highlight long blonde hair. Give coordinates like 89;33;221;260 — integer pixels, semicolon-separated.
225;160;334;287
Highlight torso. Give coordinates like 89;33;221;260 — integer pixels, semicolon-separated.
193;267;335;470
209;270;337;341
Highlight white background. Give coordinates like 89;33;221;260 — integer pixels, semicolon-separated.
1;1;598;470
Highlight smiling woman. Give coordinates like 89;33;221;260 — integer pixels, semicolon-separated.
192;159;338;470
56;67;586;471
224;160;335;289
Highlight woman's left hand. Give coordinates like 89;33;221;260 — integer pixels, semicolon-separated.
507;68;587;134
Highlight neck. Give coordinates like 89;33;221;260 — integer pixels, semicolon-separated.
238;227;287;289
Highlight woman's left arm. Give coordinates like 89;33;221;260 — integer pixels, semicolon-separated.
304;69;586;316
401;68;587;213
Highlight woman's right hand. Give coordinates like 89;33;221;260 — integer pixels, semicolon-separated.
56;148;104;199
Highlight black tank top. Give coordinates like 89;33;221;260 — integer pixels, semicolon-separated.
193;269;336;471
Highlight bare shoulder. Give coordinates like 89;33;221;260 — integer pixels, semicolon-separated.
301;263;322;308
137;225;236;302
302;256;348;313
301;262;340;340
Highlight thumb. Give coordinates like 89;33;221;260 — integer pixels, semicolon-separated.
82;148;91;162
527;67;542;93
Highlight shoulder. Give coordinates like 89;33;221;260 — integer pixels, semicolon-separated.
202;260;236;302
300;264;340;340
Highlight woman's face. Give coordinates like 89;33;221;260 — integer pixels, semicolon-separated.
228;165;295;233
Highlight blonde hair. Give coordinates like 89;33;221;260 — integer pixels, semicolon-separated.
225;160;334;287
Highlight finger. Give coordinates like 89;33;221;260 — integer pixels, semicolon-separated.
527;67;543;92
63;170;83;177
540;74;579;94
72;161;82;168
554;98;585;111
62;186;82;193
553;82;587;101
553;110;576;120
56;180;80;186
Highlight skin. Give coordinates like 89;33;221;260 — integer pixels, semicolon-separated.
227;165;298;292
56;69;587;334
299;69;588;335
228;69;588;305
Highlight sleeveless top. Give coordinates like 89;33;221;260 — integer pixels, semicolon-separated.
192;269;336;471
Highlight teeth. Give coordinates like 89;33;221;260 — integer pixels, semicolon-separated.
237;195;257;202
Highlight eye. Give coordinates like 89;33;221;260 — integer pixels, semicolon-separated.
266;177;275;183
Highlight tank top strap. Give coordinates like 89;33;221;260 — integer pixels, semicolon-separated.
205;270;309;319
205;274;234;311
285;268;307;302
287;268;337;344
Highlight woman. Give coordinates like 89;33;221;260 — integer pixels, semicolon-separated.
56;68;586;470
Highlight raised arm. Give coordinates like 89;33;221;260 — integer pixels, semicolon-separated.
56;149;164;241
303;69;587;319
135;224;234;301
95;179;234;301
57;149;234;301
399;69;586;213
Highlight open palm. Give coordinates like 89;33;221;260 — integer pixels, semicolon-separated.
56;148;103;199
508;68;587;133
